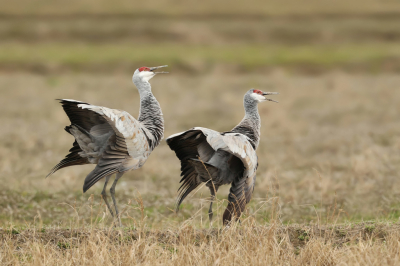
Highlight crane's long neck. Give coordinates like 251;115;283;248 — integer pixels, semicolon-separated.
231;100;261;150
135;80;164;150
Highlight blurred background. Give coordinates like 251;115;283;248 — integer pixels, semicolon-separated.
1;0;400;227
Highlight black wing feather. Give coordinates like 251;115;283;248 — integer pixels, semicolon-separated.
167;130;216;212
48;100;129;193
47;140;89;177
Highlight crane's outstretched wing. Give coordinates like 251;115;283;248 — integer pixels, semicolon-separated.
166;130;213;210
166;127;258;217
47;99;110;176
48;99;149;192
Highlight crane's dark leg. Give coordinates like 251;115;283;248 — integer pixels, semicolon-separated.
101;175;114;217
208;186;218;224
110;172;124;227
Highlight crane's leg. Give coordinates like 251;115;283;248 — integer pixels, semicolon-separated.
101;175;114;218
110;172;124;227
208;185;218;224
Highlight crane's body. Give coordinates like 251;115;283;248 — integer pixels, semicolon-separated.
47;66;168;226
167;89;278;225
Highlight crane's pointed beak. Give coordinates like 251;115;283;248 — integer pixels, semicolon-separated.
150;65;169;74
262;92;279;103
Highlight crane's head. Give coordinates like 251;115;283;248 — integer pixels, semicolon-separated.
246;89;279;103
133;65;168;83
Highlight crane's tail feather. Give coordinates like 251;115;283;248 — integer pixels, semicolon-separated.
46;140;89;177
47;156;87;177
47;115;94;178
83;165;119;193
175;180;200;213
175;159;218;212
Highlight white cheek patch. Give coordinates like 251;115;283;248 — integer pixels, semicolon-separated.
250;93;265;102
140;71;155;82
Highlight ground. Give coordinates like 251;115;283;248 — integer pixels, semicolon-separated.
1;72;399;264
1;1;400;265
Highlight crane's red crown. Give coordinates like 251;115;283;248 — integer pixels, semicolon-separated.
138;67;151;72
253;89;263;95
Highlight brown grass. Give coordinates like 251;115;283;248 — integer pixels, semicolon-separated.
1;219;400;265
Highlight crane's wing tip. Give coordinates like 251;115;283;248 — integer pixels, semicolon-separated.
46;169;56;178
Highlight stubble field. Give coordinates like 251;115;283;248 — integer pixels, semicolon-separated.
1;72;400;265
1;1;400;265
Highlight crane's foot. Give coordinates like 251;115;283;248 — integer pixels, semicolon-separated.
208;211;213;224
116;215;122;228
111;209;122;228
110;214;122;228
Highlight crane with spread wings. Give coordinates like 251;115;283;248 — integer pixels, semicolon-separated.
167;89;278;225
47;66;168;226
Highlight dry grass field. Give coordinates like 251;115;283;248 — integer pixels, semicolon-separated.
1;1;400;265
1;72;400;265
1;222;400;265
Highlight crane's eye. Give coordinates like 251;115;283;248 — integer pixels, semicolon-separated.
253;89;262;94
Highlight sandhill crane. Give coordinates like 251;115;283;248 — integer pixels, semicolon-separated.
47;65;168;226
167;89;278;225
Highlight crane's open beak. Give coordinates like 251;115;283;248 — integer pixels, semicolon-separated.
262;92;279;103
150;65;169;74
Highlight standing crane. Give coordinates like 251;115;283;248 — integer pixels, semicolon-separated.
166;89;278;225
47;65;168;226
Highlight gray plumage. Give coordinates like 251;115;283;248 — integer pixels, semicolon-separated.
166;89;278;225
47;65;168;226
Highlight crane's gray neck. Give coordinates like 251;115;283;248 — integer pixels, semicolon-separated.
133;79;164;150
231;99;260;149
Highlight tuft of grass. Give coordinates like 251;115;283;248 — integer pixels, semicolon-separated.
365;224;376;233
8;228;20;235
56;242;71;250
